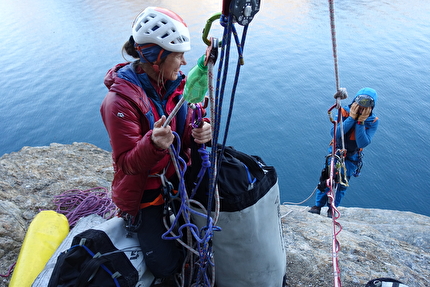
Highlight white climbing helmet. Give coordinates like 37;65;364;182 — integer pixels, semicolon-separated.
132;7;191;53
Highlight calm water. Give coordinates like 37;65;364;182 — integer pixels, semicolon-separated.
0;0;429;217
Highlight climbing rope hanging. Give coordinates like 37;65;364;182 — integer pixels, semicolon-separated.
160;2;261;286
327;1;348;287
161;129;221;287
207;0;260;225
158;37;222;287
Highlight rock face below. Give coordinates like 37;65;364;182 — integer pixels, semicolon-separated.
280;205;429;286
0;143;429;287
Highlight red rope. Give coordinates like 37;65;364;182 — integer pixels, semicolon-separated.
327;103;343;287
326;0;346;284
0;262;15;278
328;0;340;91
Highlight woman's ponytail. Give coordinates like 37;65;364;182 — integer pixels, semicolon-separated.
122;35;140;59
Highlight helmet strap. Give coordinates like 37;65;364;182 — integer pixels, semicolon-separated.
152;48;167;76
156;48;165;64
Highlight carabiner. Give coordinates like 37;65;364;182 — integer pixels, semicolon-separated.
202;13;222;46
192;103;204;128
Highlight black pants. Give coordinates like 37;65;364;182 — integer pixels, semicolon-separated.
136;204;184;278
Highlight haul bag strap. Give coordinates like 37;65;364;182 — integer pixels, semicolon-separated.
76;248;122;287
76;255;109;285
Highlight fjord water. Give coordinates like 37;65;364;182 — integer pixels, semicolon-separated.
0;0;429;216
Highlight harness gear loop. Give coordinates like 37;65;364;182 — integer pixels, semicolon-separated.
139;194;164;209
335;151;349;187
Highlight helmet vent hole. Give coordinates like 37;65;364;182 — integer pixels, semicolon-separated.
174;36;186;43
144;14;155;24
134;23;142;32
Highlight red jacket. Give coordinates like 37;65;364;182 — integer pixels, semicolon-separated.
100;62;194;216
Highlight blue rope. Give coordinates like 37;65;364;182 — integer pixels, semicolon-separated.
161;6;252;285
189;105;211;198
207;11;249;222
160;132;220;287
206;14;232;224
189;146;210;199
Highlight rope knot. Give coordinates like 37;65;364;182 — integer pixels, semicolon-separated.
220;14;229;27
333;88;348;100
198;146;211;168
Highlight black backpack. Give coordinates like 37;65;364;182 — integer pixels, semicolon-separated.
186;144;277;212
48;218;144;287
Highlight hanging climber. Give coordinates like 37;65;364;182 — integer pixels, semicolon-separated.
309;87;379;217
100;6;212;286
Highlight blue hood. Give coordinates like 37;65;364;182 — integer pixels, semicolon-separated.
352;87;378;108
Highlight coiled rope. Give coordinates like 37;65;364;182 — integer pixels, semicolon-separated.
53;187;116;227
0;187;116;279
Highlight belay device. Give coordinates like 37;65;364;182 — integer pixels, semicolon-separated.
229;0;260;25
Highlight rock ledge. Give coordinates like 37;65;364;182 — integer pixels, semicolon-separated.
0;143;428;287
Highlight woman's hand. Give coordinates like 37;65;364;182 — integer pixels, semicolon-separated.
151;115;174;149
349;102;360;120
192;122;212;144
358;107;372;122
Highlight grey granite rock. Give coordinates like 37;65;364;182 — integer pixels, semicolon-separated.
0;143;429;287
281;205;429;286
